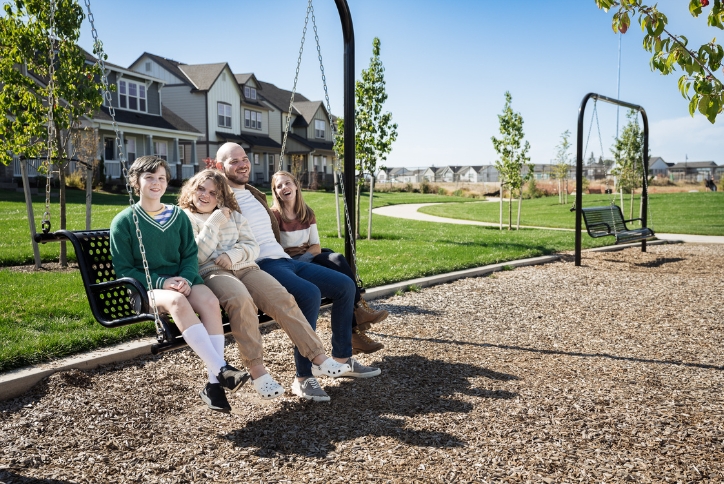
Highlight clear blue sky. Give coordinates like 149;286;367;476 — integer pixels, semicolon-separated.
77;0;723;168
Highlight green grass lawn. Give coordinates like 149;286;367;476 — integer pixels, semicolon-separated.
0;186;642;373
419;192;724;236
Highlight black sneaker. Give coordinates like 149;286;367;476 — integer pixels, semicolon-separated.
200;383;231;413
217;364;250;393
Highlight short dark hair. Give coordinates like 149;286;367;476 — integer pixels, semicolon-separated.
128;156;172;194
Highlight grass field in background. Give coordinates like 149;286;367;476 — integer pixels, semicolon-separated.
420;192;724;235
0;186;692;373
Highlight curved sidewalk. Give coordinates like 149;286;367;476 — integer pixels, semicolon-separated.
372;203;724;244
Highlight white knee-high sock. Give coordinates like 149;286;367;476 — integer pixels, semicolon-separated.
182;324;227;384
208;334;226;382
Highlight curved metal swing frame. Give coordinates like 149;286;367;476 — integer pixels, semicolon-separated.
574;93;652;266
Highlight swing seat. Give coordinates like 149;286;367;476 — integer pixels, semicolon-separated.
35;229;332;354
581;205;655;244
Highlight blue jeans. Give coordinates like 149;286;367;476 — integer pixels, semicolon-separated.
257;257;355;378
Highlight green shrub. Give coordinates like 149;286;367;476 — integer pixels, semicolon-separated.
524;178;544;199
405;182;413;193
65;170;86;190
453;189;463;197
437;187;447;196
420;179;431;194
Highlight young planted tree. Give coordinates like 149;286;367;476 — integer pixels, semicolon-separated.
553;130;572;204
491;92;532;230
595;0;724;123
0;0;103;266
610;110;645;219
354;37;398;240
70;127;100;229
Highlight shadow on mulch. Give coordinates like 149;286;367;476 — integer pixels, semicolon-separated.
0;470;76;483
381;333;724;372
222;354;517;458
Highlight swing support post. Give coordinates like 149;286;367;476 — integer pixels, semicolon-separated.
575;93;649;266
334;0;356;272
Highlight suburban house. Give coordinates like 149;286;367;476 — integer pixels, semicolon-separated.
9;49;201;184
476;165;500;183
377;167;423;184
128;53;337;186
456;166;483;183
668;161;718;182
422;167;441;182
648;156;673;178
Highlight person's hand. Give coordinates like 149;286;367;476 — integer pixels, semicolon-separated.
215;253;233;269
164;277;191;296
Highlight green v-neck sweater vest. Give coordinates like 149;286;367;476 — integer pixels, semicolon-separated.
110;203;203;290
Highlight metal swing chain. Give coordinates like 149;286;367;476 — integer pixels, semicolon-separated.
279;0;313;170
84;0;165;342
41;0;57;235
281;0;361;286
583;100;597;161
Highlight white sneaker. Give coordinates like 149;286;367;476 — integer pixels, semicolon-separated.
311;357;352;378
291;377;330;402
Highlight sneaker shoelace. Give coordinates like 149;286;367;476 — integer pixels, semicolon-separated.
305;378;322;390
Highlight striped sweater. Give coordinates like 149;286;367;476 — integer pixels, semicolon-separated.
182;208;260;276
110;203;203;290
270;208;320;258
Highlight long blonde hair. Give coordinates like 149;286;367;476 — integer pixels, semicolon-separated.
270;170;314;224
178;169;240;213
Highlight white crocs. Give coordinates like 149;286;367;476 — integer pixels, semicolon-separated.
252;373;284;400
311;357;352;378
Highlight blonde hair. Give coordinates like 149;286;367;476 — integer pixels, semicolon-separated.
270;170;314;224
178;169;240;213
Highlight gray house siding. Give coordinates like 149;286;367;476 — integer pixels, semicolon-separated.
162;86;207;139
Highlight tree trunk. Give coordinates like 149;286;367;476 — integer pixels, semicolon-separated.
516;190;522;230
630;188;635;220
558;179;562;204
564;179;568;205
20;160;42;268
59;168;67;267
333;170;341;238
85;162;93;230
355;181;361;240
499;185;503;231
508;188;512;230
367;175;375;240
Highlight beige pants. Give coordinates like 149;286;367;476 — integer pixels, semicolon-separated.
203;266;325;369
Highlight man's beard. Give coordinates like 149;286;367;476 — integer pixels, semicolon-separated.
226;170;249;186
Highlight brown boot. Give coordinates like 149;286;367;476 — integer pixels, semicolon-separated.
352;328;384;355
354;297;389;332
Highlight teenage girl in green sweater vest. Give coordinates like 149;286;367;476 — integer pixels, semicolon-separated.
110;156;249;413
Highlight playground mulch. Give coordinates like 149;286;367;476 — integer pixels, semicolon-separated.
1;243;723;483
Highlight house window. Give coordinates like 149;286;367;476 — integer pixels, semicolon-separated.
244;109;262;130
244;86;257;100
145;61;151;72
154;141;168;161
218;102;232;128
179;145;185;163
118;80;147;112
254;153;260;165
314;119;325;138
104;138;115;160
125;137;136;163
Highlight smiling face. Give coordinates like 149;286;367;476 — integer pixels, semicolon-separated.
273;174;298;207
137;166;168;207
219;144;251;188
192;179;218;214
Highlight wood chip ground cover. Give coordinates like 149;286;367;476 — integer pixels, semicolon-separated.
1;243;723;483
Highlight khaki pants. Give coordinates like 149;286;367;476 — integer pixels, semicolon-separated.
203;266;325;369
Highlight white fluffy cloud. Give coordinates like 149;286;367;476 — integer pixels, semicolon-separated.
650;115;724;164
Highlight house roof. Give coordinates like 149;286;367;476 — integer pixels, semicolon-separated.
287;132;333;151
670;161;718;169
129;52;189;85
95;106;200;135
257;80;310;112
215;131;281;149
178;63;228;91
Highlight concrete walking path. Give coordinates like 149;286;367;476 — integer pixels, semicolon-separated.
372;203;724;244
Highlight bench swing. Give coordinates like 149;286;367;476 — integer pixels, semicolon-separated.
34;0;360;354
573;93;656;266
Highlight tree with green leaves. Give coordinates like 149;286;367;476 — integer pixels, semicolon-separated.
491;92;532;230
0;0;103;266
595;0;724;123
553;130;572;205
610;110;645;219
353;37;398;240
